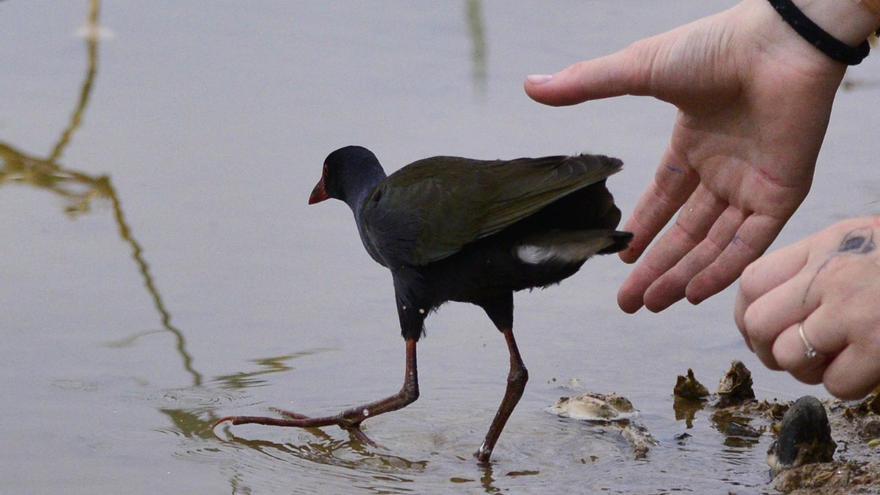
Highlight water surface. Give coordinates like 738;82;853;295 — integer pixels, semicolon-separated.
2;1;879;493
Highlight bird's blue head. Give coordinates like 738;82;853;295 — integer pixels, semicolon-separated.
309;145;386;207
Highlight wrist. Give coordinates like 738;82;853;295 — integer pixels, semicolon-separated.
792;0;880;45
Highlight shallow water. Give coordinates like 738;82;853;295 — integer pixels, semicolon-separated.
2;1;879;493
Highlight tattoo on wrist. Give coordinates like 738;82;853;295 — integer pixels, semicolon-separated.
803;227;876;303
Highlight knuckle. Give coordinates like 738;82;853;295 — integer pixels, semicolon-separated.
738;274;759;302
824;380;861;401
567;60;592;77
742;306;770;344
794;372;824;386
741;259;759;285
861;328;880;355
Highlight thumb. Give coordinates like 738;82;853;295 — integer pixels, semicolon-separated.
524;42;655;106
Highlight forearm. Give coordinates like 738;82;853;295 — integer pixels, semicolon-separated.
792;0;880;45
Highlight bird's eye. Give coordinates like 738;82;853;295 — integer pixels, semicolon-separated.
373;189;383;202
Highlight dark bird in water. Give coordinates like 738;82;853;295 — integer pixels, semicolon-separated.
216;145;632;463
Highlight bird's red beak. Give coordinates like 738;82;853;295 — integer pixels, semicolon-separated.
309;178;329;204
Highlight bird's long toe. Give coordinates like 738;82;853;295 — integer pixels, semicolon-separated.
271;407;311;420
212;416;235;429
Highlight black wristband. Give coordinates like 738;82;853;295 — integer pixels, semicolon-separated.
767;0;871;66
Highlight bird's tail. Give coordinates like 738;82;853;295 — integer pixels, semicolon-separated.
598;230;633;254
515;229;632;265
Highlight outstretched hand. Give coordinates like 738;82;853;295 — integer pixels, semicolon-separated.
525;0;845;312
736;217;880;399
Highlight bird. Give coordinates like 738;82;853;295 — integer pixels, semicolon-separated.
216;145;632;463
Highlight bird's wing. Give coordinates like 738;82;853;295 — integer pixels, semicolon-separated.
361;154;623;267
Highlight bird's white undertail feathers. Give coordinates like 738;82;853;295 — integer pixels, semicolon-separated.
515;230;615;265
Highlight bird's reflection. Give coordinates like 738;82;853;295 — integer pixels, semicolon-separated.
479;462;501;494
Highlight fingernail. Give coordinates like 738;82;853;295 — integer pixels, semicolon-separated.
526;74;553;84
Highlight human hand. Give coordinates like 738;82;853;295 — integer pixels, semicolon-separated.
735;217;880;399
525;0;854;312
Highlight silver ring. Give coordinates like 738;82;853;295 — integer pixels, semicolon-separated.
798;322;818;359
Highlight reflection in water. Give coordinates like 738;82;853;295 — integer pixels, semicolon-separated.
673;396;705;429
49;0;99;163
841;77;880;92
108;183;203;385
224;430;428;473
710;409;762;449
204;427;429;494
465;0;487;96
214;349;334;390
0;0;201;386
479;462;500;494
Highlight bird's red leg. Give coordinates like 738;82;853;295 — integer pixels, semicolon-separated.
214;339;419;445
475;328;528;464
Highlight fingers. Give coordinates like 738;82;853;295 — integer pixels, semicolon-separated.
758;279;880;400
770;304;844;383
619;149;699;265
771;322;828;384
734;239;810;347
641;204;741;312
734;225;820;340
735;245;818;370
737;237;811;308
616;156;712;313
736;218;880;400
742;268;817;353
824;345;880;400
734;291;753;351
524;40;655;106
620;209;782;313
686;214;786;303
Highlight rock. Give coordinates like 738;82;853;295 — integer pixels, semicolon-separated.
551;393;636;422
674;368;709;400
768;396;836;475
868;393;880;415
860;419;880;440
716;361;755;407
550;392;656;459
773;460;880;494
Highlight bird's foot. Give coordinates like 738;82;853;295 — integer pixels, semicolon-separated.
211;407;341;430
272;407;377;446
212;405;381;448
271;407;310;420
473;442;493;465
